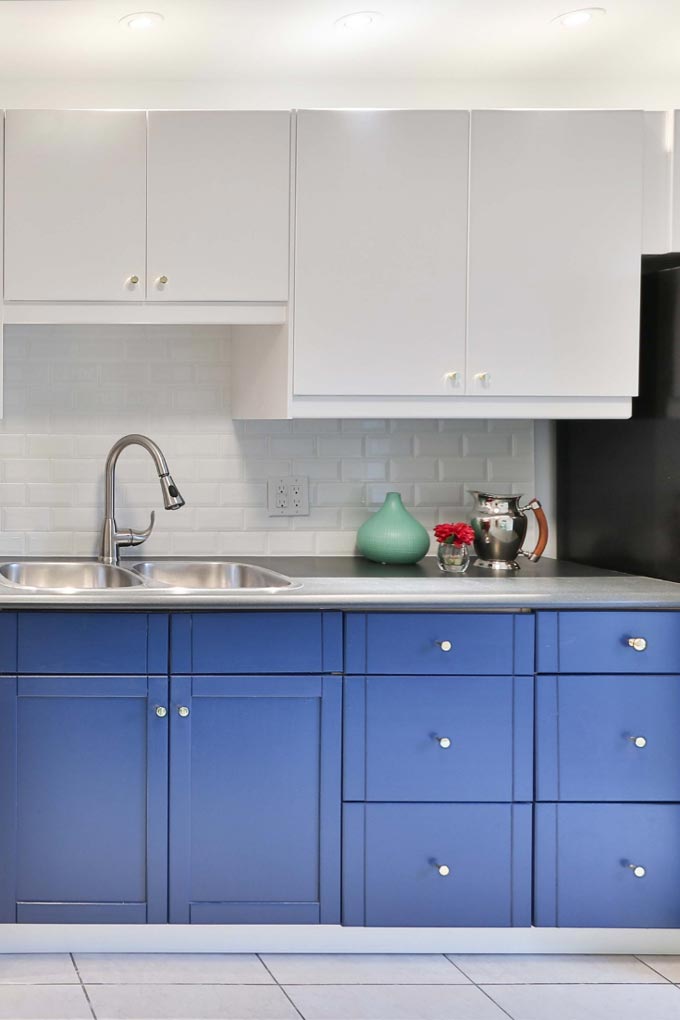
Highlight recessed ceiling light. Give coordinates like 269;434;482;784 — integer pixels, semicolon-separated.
552;7;606;28
334;11;383;31
119;11;165;31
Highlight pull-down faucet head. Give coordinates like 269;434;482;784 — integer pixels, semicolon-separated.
160;472;185;511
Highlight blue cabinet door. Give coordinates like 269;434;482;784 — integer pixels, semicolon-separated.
344;675;533;802
536;675;680;801
0;675;168;924
343;802;532;927
535;803;680;928
169;674;342;924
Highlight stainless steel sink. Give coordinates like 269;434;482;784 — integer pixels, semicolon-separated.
0;561;144;591
130;560;298;591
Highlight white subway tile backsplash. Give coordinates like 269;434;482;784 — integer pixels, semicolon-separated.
0;326;535;557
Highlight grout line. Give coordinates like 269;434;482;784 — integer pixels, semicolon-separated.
70;953;97;1020
257;954;306;1020
633;954;674;983
442;952;476;984
472;984;517;1020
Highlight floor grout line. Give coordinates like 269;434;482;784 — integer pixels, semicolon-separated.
633;953;674;983
70;953;97;1020
442;951;476;984
473;983;517;1020
257;953;306;1020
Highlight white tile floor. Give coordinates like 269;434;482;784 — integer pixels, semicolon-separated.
0;953;679;1019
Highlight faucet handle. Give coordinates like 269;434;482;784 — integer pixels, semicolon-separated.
125;510;156;548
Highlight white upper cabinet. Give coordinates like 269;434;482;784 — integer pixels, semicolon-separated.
4;111;146;302
293;110;469;397
467;111;644;398
146;112;290;302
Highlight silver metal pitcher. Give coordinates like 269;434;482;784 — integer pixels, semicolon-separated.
469;491;549;571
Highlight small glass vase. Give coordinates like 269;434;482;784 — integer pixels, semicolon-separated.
437;542;470;574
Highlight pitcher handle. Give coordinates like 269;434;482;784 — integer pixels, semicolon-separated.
520;498;549;562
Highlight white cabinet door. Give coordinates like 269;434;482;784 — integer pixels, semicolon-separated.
467;111;644;397
147;112;290;302
4;110;146;302
293;110;469;396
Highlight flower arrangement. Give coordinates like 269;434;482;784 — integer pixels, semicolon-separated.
434;522;476;547
433;521;476;574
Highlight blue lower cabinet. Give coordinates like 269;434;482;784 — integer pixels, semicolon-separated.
0;675;168;924
343;803;532;927
169;675;342;924
535;803;680;928
344;675;533;802
536;675;680;801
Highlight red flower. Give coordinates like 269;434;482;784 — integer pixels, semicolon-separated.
434;521;476;547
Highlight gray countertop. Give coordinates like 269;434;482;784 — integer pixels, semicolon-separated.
0;556;678;609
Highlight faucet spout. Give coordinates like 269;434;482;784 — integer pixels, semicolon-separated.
99;434;186;565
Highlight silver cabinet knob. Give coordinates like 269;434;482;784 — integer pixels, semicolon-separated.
436;864;450;877
177;705;190;718
127;275;139;286
436;736;452;749
629;864;646;878
445;371;459;383
630;735;647;748
474;371;490;385
437;640;452;652
154;705;167;718
628;637;647;652
156;275;168;286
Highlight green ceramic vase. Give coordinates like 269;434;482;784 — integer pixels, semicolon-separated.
356;492;430;564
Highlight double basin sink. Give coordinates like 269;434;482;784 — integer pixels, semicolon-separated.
0;560;298;593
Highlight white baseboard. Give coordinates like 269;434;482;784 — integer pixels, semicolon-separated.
0;925;679;954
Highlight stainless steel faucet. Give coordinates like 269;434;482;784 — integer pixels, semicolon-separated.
99;434;185;565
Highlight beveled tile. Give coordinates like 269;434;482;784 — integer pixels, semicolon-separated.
639;957;680;983
74;952;272;984
284;983;507;1019
86;983;297;1019
448;953;667;984
0;984;90;1018
0;954;77;984
483;982;680;1020
261;954;470;984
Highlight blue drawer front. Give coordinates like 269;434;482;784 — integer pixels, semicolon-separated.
535;803;680;928
537;611;680;674
344;675;533;802
171;612;342;674
12;612;167;675
537;675;680;802
346;613;534;676
343;803;532;927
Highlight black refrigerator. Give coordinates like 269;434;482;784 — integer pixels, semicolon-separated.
557;254;680;582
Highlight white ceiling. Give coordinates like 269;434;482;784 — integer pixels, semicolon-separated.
0;0;678;83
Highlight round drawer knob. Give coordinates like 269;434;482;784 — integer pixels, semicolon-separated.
474;371;490;384
154;705;167;718
177;705;190;718
630;864;646;878
445;371;459;383
630;735;647;748
628;637;647;652
127;275;139;286
437;640;452;652
436;864;450;877
436;736;452;749
157;275;169;286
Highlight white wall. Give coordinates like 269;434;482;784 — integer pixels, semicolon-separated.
0;326;536;558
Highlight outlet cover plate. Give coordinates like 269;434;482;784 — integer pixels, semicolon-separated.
267;475;310;516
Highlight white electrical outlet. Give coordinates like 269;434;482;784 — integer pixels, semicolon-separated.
267;476;310;516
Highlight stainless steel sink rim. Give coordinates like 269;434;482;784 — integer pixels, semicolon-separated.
129;560;300;591
0;561;144;591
